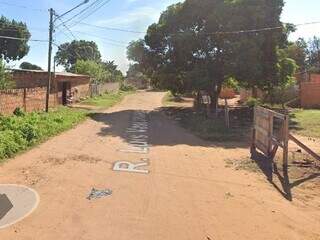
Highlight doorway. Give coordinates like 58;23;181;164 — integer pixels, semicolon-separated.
62;82;70;106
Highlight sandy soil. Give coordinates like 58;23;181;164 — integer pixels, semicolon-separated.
0;91;319;240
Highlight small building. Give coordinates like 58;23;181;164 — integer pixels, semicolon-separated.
296;72;320;108
11;69;91;105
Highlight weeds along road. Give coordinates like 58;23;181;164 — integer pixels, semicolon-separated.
0;91;319;240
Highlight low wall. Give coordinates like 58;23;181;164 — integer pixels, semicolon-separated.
0;88;57;115
90;82;120;97
300;82;320;108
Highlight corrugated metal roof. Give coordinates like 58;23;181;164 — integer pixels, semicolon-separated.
11;69;89;78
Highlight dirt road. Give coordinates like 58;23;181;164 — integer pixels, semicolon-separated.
0;91;319;240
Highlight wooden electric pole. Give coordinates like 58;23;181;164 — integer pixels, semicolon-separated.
46;8;54;113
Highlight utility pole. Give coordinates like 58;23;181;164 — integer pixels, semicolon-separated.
46;8;54;113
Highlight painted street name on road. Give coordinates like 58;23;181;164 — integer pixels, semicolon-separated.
114;111;150;174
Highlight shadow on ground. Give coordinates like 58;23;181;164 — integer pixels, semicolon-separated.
250;149;320;201
89;107;250;149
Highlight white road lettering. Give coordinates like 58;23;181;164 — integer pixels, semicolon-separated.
113;161;149;174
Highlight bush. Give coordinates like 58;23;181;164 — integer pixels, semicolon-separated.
0;107;87;161
120;83;136;91
13;107;25;117
245;97;262;108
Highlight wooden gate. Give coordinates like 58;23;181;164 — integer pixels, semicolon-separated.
251;106;320;166
251;106;289;166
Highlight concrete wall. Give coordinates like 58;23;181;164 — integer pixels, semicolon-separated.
90;82;120;97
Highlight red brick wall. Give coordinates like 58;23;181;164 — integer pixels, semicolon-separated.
309;74;320;83
13;72;48;88
300;82;320;108
0;88;57;115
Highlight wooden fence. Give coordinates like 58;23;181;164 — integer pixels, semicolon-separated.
251;106;320;166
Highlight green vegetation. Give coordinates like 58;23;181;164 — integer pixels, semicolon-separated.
81;90;134;108
0;59;14;90
55;40;102;71
127;0;294;112
20;61;43;70
290;109;320;138
0;107;87;161
163;91;181;106
0;16;30;62
75;60;111;83
178;112;250;142
164;92;251;142
245;97;262;108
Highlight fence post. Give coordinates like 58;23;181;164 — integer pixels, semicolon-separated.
283;115;289;167
23;88;27;112
251;106;257;154
268;111;274;157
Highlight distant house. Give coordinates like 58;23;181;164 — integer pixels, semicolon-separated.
296;72;320;108
11;69;91;105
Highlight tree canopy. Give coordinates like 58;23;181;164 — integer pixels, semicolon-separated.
0;59;14;90
128;0;292;107
101;61;124;82
55;40;102;72
0;16;30;62
75;60;111;84
20;62;43;70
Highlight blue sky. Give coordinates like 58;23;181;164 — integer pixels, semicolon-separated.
1;0;320;73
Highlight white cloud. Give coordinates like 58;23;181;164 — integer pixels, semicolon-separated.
95;6;159;28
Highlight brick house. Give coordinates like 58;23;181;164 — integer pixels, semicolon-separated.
11;69;91;105
296;72;320;108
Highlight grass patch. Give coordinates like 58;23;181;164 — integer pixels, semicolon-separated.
162;92;184;106
290;109;320;138
225;157;261;173
81;90;134;108
163;93;252;142
0;107;87;162
164;107;252;142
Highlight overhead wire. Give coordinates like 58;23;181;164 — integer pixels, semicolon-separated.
0;35;48;42
67;0;112;29
56;0;104;28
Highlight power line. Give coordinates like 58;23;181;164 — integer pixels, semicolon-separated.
77;22;145;34
72;30;128;44
56;0;104;28
68;0;112;29
0;35;48;42
54;12;78;40
72;20;320;36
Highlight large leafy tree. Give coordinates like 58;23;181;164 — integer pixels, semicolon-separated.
55;40;102;72
0;16;30;62
20;62;43;70
128;0;287;109
0;59;14;90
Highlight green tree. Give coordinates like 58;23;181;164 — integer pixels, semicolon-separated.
74;60;111;83
284;39;307;71
0;16;30;62
130;0;286;109
0;59;14;90
56;40;102;72
101;61;124;82
20;62;43;70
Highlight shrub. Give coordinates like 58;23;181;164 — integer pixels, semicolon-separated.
245;97;262;108
120;83;136;91
13;107;25;117
0;107;87;161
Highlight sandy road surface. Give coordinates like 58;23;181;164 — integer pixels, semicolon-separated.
0;91;319;240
